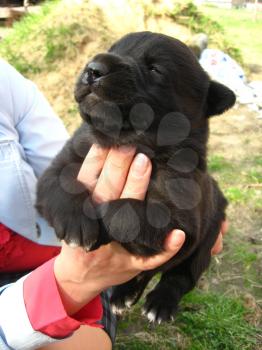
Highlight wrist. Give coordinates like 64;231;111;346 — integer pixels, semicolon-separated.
54;255;102;315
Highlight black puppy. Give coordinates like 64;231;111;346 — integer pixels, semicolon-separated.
37;32;235;323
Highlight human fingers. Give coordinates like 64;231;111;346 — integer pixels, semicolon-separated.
211;220;228;256
77;144;109;192
132;230;185;271
92;146;136;203
211;232;223;255
121;153;152;200
221;220;229;236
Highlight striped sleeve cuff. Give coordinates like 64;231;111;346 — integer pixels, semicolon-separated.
23;257;103;339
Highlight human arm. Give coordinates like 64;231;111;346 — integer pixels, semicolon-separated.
0;59;69;177
0;59;68;244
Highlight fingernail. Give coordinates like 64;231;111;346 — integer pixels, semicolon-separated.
171;230;185;247
132;153;149;176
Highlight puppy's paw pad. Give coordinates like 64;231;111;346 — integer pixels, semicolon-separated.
143;289;178;323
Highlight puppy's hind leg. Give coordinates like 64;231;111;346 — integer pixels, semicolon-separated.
110;272;153;315
142;248;210;324
142;219;221;324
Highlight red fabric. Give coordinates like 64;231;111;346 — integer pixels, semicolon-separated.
24;257;103;338
0;223;60;272
0;223;104;338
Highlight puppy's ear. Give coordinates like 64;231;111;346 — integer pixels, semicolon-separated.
206;81;236;117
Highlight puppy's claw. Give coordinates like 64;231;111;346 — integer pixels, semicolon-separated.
68;240;79;248
125;299;133;308
111;304;125;316
146;310;157;323
83;244;92;252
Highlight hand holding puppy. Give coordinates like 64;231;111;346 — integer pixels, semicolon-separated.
54;145;226;315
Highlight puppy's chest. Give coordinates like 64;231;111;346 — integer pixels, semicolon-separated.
147;150;205;204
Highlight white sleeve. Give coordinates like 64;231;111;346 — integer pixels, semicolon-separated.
0;279;61;350
0;58;69;178
0;59;69;244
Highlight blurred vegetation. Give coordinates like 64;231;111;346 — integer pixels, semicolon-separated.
0;0;111;74
200;4;262;66
0;0;246;74
168;2;243;64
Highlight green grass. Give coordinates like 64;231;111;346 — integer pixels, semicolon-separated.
168;2;243;63
232;243;257;267
44;23;84;64
224;186;258;204
115;290;260;350
0;0;96;74
252;156;262;167
208;155;233;172
246;169;262;184
208;154;262;207
0;0;60;73
200;5;262;65
177;291;258;350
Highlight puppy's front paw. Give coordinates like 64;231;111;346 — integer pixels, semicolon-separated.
98;199;170;256
54;203;100;249
142;287;178;324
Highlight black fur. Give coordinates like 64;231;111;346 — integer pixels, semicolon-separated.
36;32;236;323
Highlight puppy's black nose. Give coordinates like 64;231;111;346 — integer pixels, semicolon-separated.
83;62;109;85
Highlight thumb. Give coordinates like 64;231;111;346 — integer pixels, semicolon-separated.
141;229;185;271
164;229;186;252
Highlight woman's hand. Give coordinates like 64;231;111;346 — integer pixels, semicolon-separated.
211;220;228;255
54;145;185;314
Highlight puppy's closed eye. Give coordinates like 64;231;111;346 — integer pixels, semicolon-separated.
148;64;162;74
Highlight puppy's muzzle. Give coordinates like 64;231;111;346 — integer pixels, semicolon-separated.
75;53;137;105
82;61;109;85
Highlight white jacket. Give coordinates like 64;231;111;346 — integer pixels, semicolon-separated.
0;59;69;246
0;59;70;349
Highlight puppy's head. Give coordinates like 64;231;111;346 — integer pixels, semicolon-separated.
75;31;235;147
